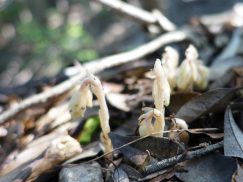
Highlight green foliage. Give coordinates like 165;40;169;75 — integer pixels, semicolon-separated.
0;1;98;77
79;116;100;144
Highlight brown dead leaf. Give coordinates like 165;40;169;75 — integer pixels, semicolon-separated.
176;88;239;123
109;133;185;167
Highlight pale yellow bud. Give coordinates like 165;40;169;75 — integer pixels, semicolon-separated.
69;86;84;119
177;45;209;91
164;67;177;89
194;61;210;90
69;85;93;119
177;59;194;91
162;47;179;89
153;59;171;107
163;46;179;68
185;44;198;61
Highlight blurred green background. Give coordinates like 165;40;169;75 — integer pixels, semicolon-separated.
0;0;100;87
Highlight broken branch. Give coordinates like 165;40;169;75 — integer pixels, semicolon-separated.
94;0;176;31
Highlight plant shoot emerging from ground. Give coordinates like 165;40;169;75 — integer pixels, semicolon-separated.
69;74;112;154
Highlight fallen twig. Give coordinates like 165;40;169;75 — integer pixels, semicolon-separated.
0;30;189;125
94;0;176;31
143;141;223;175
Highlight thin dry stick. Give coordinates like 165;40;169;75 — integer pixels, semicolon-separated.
95;0;176;31
95;0;157;24
143;141;223;175
0;30;189;125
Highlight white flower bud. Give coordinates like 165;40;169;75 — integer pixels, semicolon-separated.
164;67;177;90
153;59;171;107
177;59;196;91
69;85;93;119
177;44;203;91
185;44;198;61
162;47;179;89
163;46;179;68
177;44;210;91
194;60;210;90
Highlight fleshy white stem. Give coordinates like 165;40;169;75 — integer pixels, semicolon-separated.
152;59;171;136
69;74;112;154
89;76;112;154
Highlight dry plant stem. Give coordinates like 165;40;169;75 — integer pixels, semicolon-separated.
0;30;188;125
143;141;223;175
95;0;176;31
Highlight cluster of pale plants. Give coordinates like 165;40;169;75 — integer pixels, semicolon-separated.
68;44;209;155
163;44;209;91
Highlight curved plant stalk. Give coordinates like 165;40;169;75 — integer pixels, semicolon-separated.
69;74;112;154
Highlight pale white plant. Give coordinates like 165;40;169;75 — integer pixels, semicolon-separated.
162;46;179;89
69;74;112;154
138;107;163;137
153;59;171;108
177;44;209;91
69;85;93;119
138;59;171;137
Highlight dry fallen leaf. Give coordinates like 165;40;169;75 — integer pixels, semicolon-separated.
176;88;238;123
224;106;243;159
109;133;185;167
176;154;237;182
